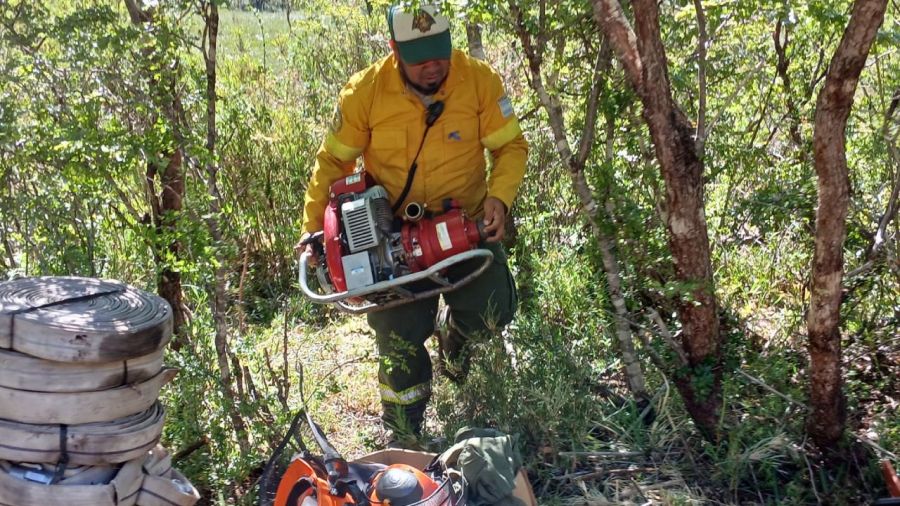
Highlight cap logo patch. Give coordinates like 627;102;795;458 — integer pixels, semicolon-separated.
412;10;437;33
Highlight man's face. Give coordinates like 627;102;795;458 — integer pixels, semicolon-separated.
398;57;450;95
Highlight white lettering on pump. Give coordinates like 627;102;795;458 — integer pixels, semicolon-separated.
436;222;452;251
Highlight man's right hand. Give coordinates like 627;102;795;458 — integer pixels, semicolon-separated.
295;232;322;268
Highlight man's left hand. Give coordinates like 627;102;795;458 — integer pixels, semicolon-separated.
482;197;507;243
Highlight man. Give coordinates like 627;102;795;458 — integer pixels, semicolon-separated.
299;4;527;441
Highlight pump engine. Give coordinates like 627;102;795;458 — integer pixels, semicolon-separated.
299;171;493;313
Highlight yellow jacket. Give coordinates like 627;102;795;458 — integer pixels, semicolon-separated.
301;49;528;233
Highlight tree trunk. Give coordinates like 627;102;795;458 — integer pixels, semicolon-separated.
124;0;189;347
593;0;722;440
466;22;486;60
808;0;887;448
201;0;249;452
148;149;188;346
509;2;647;400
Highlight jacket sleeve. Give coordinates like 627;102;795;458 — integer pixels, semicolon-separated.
301;82;370;234
478;69;528;211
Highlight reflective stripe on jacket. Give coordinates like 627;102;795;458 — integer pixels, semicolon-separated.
302;49;528;233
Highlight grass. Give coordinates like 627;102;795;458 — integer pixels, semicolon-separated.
218;9;292;73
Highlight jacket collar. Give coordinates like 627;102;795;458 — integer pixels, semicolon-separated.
382;49;466;99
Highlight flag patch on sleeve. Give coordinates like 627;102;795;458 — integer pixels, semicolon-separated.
498;95;514;118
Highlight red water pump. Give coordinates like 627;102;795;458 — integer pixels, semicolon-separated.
300;172;493;313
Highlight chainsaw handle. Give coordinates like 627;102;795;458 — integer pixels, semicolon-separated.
304;411;363;502
345;481;371;506
306;416;344;468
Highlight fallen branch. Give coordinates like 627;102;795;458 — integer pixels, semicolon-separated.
559;451;646;459
608;468;657;476
733;369;809;410
553;470;606;482
172;436;210;463
733;369;900;460
576;472;609;485
640;479;688;492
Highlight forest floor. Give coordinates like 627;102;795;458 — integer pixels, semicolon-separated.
274;310;900;506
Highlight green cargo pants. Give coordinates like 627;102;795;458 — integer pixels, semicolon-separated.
368;242;517;435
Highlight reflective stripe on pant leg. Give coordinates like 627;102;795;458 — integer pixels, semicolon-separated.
379;381;432;406
369;297;437;435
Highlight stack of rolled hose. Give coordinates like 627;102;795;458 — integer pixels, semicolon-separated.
0;277;199;505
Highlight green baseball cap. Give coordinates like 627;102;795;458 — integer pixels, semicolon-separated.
387;4;452;65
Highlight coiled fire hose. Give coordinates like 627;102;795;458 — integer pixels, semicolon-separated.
0;445;199;506
0;402;166;466
0;276;173;363
0;347;164;392
0;367;177;425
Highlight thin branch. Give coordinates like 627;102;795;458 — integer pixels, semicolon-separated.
636;327;668;374
122;0;150;24
558;451;646;459
693;0;708;156
646;308;688;366
805;48;828;99
103;173;140;224
844;258;876;279
859;436;900;460
888;86;900;119
847;176;899;279
773;19;804;149
545;33;567;91
745;73;777;146
575;48;608;166
509;1;576;166
0;3;47;53
801;449;823;503
518;105;541;122
846;94;900;278
172;436;210;463
869;88;900;257
537;0;547;58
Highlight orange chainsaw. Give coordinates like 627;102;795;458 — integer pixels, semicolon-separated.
258;410;463;506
